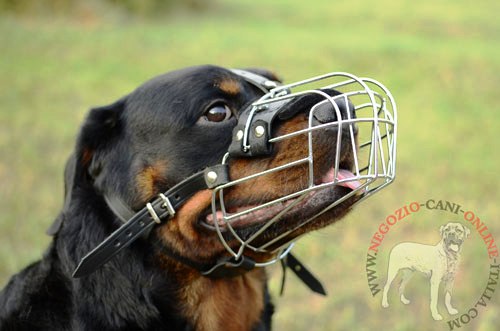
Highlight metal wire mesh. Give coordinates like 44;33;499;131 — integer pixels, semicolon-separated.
210;72;397;266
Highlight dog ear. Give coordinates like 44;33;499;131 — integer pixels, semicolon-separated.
46;154;77;236
76;97;126;179
242;68;283;83
47;99;126;235
463;225;471;238
440;225;445;237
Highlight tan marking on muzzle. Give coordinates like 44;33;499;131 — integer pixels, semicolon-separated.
136;160;168;202
156;190;227;261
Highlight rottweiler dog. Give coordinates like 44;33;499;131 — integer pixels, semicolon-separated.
0;65;359;331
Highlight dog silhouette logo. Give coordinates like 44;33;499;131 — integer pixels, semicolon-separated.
381;222;470;320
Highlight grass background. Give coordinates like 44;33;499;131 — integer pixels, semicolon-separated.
0;0;498;330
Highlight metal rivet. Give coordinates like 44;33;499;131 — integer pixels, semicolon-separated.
206;171;218;184
236;130;244;141
254;125;265;138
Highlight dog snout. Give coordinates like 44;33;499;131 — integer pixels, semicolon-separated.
445;230;464;244
277;90;355;123
312;97;356;125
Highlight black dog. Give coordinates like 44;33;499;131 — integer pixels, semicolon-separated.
0;65;359;331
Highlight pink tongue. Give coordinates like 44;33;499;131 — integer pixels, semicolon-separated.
322;168;362;190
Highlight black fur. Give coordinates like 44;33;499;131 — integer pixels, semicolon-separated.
0;65;275;331
1;65;357;331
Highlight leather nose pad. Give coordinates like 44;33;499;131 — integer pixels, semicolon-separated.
312;98;355;124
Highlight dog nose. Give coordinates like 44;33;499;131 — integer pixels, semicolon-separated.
312;97;355;124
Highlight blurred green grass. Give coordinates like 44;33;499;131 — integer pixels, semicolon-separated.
0;0;498;330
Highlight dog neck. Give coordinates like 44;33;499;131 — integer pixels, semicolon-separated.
176;267;267;331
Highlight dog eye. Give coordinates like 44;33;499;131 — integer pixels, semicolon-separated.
204;103;232;122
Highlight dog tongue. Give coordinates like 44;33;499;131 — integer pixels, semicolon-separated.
322;168;362;190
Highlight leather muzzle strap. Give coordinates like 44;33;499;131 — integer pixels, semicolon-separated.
72;69;326;295
72;165;229;278
73;168;327;295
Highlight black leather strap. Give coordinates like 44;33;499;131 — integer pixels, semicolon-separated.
228;99;291;157
73;167;227;278
73;161;326;294
281;253;327;296
72;207;157;278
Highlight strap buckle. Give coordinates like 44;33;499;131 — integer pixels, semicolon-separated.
146;203;161;224
159;193;175;217
146;193;176;224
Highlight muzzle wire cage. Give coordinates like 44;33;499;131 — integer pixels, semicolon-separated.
210;72;397;267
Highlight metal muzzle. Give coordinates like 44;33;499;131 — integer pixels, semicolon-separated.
72;70;398;279
211;72;398;266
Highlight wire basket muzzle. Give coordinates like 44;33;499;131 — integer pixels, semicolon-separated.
209;72;397;266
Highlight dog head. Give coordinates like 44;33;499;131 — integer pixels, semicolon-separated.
440;222;470;253
66;65;396;273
